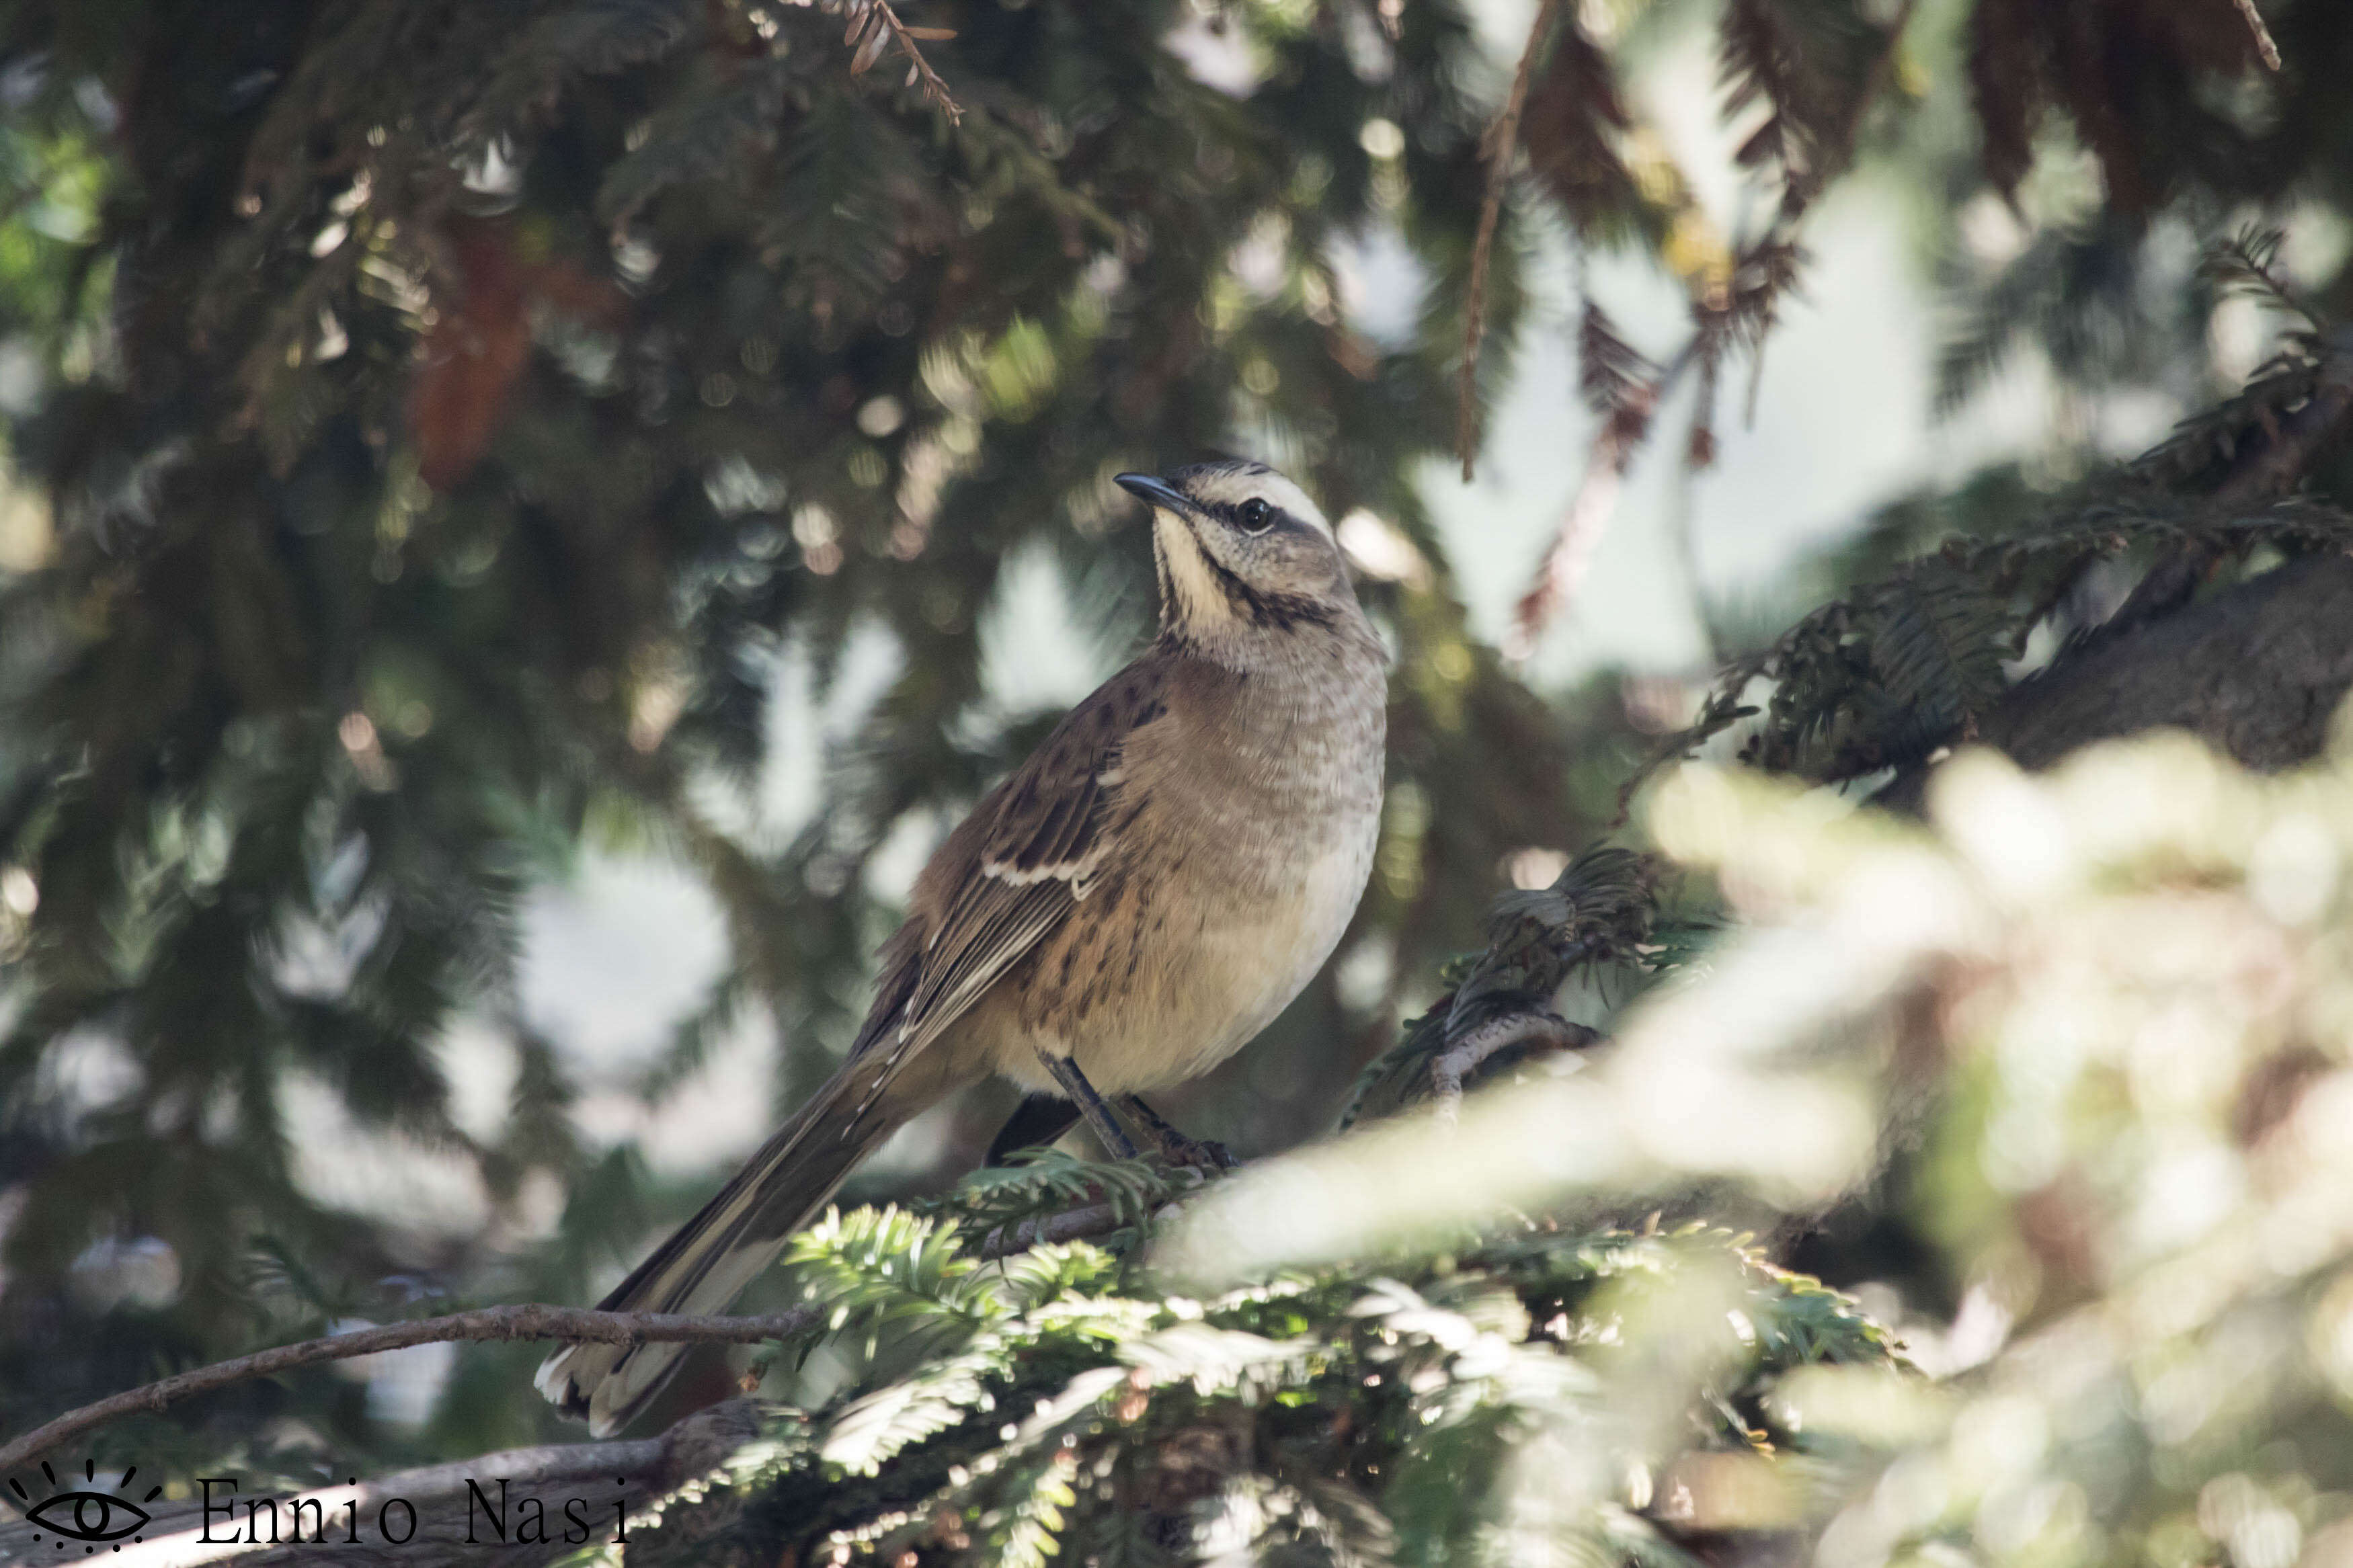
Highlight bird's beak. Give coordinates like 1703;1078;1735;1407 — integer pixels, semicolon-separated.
1115;472;1195;517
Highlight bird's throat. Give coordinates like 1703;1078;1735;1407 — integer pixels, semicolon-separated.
1152;508;1228;634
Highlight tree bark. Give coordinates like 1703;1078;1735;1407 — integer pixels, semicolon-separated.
1882;548;2353;809
1987;550;2353;770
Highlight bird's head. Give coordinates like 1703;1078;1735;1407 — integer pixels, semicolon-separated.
1115;461;1363;651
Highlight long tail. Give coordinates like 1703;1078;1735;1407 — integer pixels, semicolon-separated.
536;1046;946;1436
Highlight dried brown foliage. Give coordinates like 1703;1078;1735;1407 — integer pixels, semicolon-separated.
829;0;961;122
1519;18;1637;239
407;220;624;491
1718;0;1882;211
1966;0;2276;213
1577;302;1657;425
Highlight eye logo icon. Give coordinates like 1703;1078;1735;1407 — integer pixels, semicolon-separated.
8;1460;161;1553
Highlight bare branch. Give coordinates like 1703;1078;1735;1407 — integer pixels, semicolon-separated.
1433;1010;1601;1123
978;1196;1149;1258
0;1303;822;1474
1876;550;2353;817
1458;0;1566;481
1861;336;2353;812
2234;0;2282;71
2;1172;1176;1473
1505;382;1656;659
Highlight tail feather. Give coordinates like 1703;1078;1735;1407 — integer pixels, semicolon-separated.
536;1050;934;1436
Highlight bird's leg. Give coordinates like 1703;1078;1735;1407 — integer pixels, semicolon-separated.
1117;1094;1237;1171
1036;1050;1143;1161
986;1094;1083;1165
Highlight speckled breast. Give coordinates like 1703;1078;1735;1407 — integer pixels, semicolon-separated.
992;647;1388;1096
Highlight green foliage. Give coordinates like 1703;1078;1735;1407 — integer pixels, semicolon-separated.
1631;735;2353;1568
0;0;1579;1466
646;1200;1896;1568
7;0;2353;1558
926;1147;1202;1242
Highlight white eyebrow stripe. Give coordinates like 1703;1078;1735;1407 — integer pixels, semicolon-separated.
1176;470;1332;537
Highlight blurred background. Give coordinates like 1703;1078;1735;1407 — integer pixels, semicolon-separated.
5;0;2353;1526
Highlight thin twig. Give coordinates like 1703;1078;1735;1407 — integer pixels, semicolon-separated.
978;1197;1148;1258
1507;393;1651;659
1507;339;1707;659
0;1303;822;1473
1666;439;1729;666
1432;1010;1601;1124
1458;0;1567;481
1503;0;1920;657
2233;0;2281;71
3;1172;1169;1471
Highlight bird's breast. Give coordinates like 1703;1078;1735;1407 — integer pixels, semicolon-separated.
990;649;1387;1095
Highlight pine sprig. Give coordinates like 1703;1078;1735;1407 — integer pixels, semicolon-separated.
819;1290;1144;1477
711;1208;1899;1568
594;57;793;226
2200;224;2312;322
1717;0;1883;209
932;1147;1201;1238
1345;845;1662;1128
1961;0;2275;212
1626;268;2353;802
978;1448;1079;1568
785;1205;1009;1341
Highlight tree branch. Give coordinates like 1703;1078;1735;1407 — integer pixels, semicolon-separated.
0;869;1641;1565
1458;0;1566;480
3;1179;1176;1475
0;1305;822;1474
1876;550;2353;813
1503;0;1921;650
1978;552;2353;774
976;1196;1136;1258
1505;361;1677;660
1875;329;2353;807
1432;1009;1601;1123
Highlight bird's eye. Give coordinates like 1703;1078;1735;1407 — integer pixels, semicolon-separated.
1236;497;1274;534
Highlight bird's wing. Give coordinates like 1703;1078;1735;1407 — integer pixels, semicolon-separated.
871;665;1168;1070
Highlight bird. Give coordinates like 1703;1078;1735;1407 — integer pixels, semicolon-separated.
537;459;1390;1436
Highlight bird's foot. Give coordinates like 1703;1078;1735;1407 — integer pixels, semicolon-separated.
1154;1130;1239;1172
